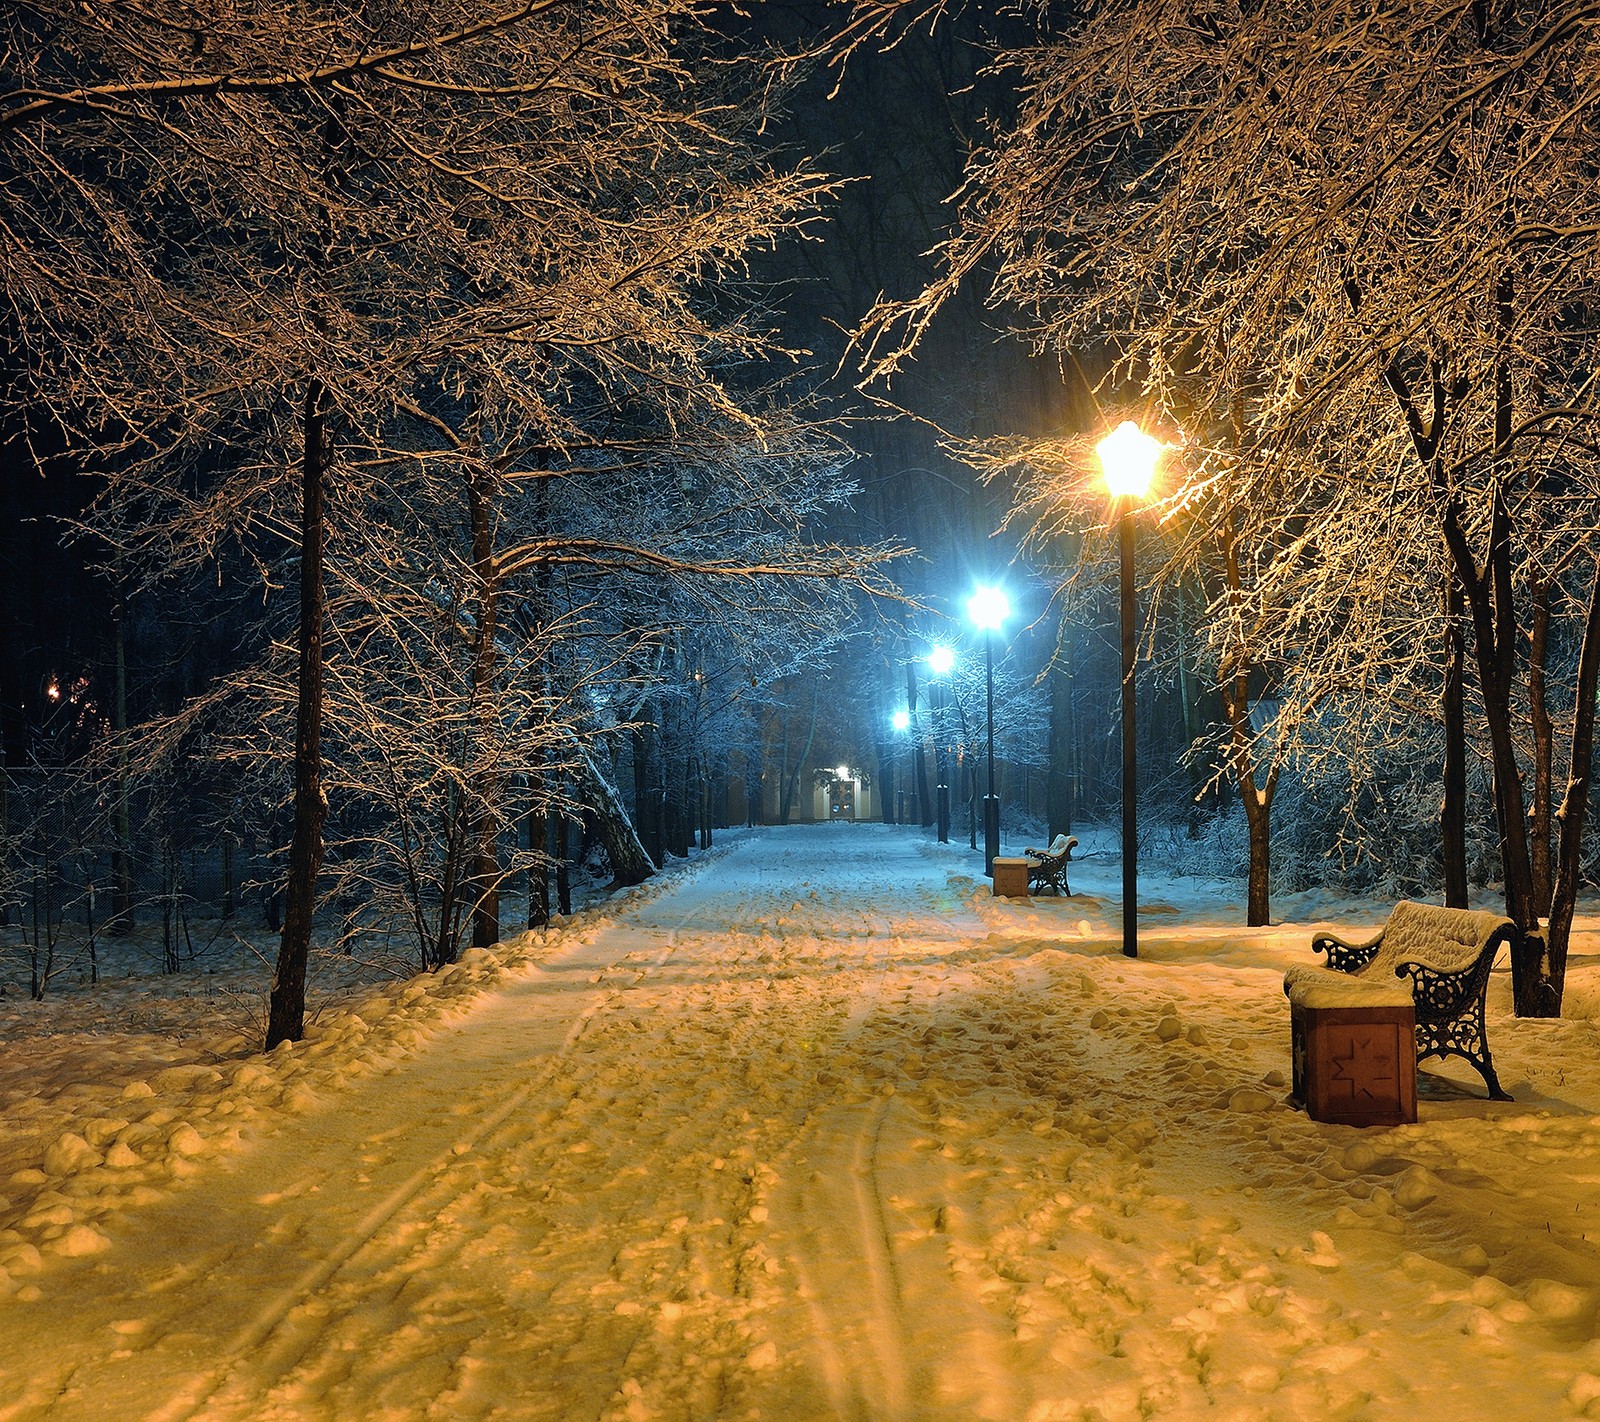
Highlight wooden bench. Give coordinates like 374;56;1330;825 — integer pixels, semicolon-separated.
1023;833;1078;896
1284;901;1516;1101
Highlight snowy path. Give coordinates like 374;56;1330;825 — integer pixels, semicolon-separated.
7;824;1600;1421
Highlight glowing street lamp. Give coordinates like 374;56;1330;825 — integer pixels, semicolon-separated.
926;646;955;843
886;707;915;821
1096;419;1164;959
965;584;1011;875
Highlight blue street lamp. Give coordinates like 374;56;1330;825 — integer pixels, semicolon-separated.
926;645;954;843
1096;420;1164;959
965;585;1011;875
890;707;912;821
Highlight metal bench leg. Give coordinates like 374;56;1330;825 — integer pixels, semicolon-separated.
1478;1059;1513;1102
1416;1036;1514;1102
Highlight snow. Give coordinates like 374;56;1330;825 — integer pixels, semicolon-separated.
5;822;1600;1420
1282;965;1414;1009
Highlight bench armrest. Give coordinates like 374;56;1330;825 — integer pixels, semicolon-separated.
1025;836;1078;863
1312;927;1384;974
1392;940;1503;1017
1392;949;1481;977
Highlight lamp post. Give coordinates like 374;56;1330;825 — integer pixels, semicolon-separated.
927;645;954;843
965;585;1011;876
1096;419;1164;959
891;706;912;825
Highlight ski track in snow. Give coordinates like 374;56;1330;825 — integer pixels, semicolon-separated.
4;824;1600;1420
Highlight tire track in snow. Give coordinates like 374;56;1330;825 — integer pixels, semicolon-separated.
24;905;704;1422
196;844;936;1422
778;1069;913;1419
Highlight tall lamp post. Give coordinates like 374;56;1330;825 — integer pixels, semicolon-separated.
927;645;954;843
1096;420;1164;959
965;585;1011;876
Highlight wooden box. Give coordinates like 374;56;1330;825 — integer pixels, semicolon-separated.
992;856;1031;897
1291;1003;1417;1126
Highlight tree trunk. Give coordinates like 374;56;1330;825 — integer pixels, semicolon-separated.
966;756;978;849
1173;579;1210;836
780;683;819;824
1241;786;1271;926
572;738;654;886
907;662;931;827
632;717;662;866
467;468;501;950
1538;560;1600;1017
526;801;549;929
110;596;134;935
698;758;713;849
1441;564;1469;908
1047;656;1075;838
1223;683;1275;927
1527;573;1554;916
266;379;328;1050
1218;525;1276;926
1445;490;1542;988
554;812;572;916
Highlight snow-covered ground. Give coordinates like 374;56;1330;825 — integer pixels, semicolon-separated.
4;822;1600;1421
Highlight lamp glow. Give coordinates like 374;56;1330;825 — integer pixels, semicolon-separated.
927;644;954;676
1096;420;1164;500
965;585;1011;632
892;708;911;732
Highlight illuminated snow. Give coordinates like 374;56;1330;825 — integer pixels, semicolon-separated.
4;824;1600;1420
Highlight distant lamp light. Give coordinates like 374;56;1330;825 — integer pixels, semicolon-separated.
965;585;1010;633
927;644;954;677
1096;419;1164;500
891;708;911;732
835;765;850;781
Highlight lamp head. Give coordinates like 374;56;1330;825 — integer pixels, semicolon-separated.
965;585;1011;633
926;644;955;676
891;708;911;732
1096;419;1164;500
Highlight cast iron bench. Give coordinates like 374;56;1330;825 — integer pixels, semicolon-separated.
1023;833;1078;896
1283;900;1516;1101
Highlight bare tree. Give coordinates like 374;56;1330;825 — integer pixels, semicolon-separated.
856;0;1600;1013
5;1;906;1045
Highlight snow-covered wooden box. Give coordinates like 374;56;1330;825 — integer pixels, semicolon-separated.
1286;942;1418;1125
991;856;1031;897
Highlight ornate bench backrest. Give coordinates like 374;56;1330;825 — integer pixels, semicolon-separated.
1366;901;1514;977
